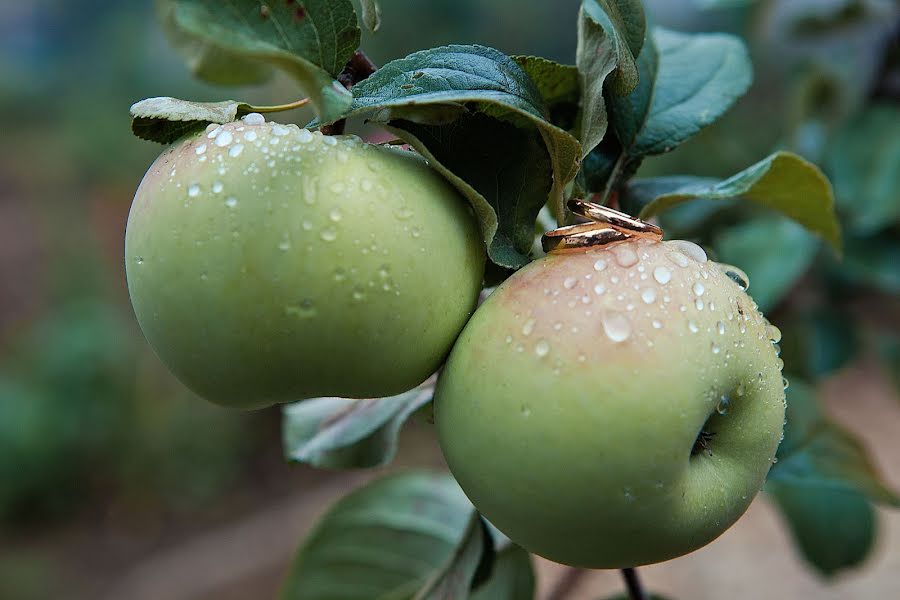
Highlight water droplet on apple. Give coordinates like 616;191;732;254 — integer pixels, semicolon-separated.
522;318;536;336
187;184;201;197
614;246;638;267
563;276;577;289
602;312;632;343
640;288;657;304
653;266;671;284
593;258;607;272
534;339;550;357
693;282;705;296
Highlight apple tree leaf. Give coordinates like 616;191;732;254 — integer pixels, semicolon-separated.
359;0;382;33
414;513;494;600
130;97;258;144
279;472;476;600
576;0;646;157
826;104;900;235
157;0;274;87
632;152;841;251
714;217;819;313
832;234;900;295
582;27;752;196
766;380;899;574
512;56;580;131
471;543;535;600
346;45;582;268
779;308;859;382
166;0;359;122
282;380;434;470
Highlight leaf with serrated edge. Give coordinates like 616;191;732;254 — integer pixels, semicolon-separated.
638;151;841;251
279;472;474;600
414;513;493;600
347;45;581;261
512;56;580;130
359;0;381;32
130;97;254;144
282;379;433;469
169;0;359;122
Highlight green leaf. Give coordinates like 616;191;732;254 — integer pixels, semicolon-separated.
583;27;752;195
279;472;475;600
348;45;581;267
130;97;256;144
765;380;897;575
158;0;274;86
639;152;841;251
779;308;859;381
772;381;900;507
415;513;493;600
714;217;819;313
767;481;875;576
837;235;900;294
827;104;900;234
578;1;646;96
282;380;434;470
470;544;535;600
168;0;359;121
359;0;382;33
513;56;580;131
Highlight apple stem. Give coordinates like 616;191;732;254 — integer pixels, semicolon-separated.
621;567;648;600
320;50;378;136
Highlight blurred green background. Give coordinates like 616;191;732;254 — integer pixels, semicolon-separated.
0;1;897;599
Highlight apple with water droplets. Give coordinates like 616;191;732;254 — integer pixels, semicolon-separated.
125;116;484;408
435;238;785;568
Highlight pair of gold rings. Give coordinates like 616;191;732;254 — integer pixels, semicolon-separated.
541;198;664;254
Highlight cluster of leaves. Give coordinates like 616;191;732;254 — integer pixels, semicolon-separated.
135;0;898;595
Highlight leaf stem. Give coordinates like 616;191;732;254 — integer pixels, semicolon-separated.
598;153;626;206
621;567;648;600
249;98;310;113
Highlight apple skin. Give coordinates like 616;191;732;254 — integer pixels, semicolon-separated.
125;118;484;409
435;238;785;568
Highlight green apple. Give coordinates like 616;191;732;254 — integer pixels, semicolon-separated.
435;238;785;568
125;116;484;409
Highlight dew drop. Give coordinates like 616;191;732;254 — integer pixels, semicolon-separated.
272;124;290;136
215;130;234;147
329;208;343;222
229;144;245;158
323;136;338;147
640;288;657;304
195;143;207;155
594;284;606;295
711;342;721;354
563;276;577;290
278;239;291;251
768;325;783;343
212;181;224;194
187;184;201;197
614;246;639;267
688;321;699;333
522;318;536;336
667;240;708;263
135;256;144;265
693;282;705;296
669;252;690;268
653;266;672;285
593;259;607;272
285;298;316;318
652;319;663;329
225;197;238;208
244;130;258;142
534;339;550;358
717;321;726;335
783;376;790;390
352;287;366;301
321;229;338;242
242;113;265;126
602;312;632;343
695;298;705;311
716;395;730;415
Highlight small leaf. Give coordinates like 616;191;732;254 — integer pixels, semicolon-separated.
279;472;475;600
765;380;897;574
470;544;535;600
638;152;841;251
359;0;382;33
583;27;751;194
579;1;646;96
767;480;875;576
826;104;900;235
282;380;434;470
714;217;819;313
513;56;580;130
168;0;359;121
130;97;253;144
415;513;493;600
348;45;581;266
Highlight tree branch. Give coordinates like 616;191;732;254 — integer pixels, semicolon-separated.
621;567;648;600
320;50;378;136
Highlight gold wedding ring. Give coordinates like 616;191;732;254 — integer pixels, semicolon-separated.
541;198;664;255
541;224;629;254
567;198;663;240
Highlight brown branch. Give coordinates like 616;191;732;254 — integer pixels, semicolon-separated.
320;50;378;136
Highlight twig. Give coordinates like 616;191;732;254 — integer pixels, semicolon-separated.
320;50;378;136
621;567;648;600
